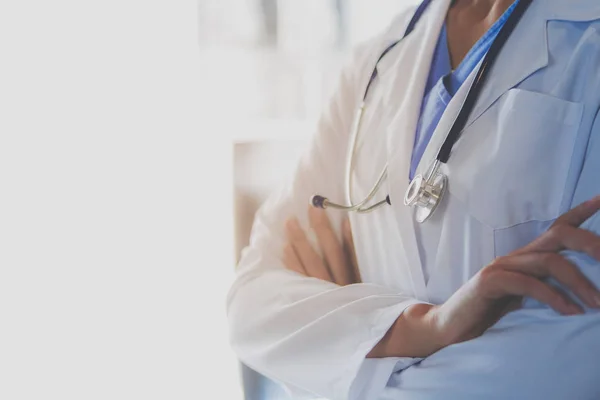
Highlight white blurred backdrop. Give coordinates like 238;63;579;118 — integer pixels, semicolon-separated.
0;1;415;399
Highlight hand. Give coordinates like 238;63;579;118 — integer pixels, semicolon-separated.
282;207;360;285
429;195;600;349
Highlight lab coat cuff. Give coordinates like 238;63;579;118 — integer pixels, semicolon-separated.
348;300;426;400
348;358;401;400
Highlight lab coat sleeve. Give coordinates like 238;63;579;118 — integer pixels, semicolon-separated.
226;14;423;400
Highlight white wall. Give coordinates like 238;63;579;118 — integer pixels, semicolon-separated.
347;0;421;45
0;1;422;399
0;1;240;399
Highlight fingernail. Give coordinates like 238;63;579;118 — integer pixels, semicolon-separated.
593;293;600;308
588;195;600;202
569;304;584;315
309;206;326;222
583;197;600;209
583;292;599;308
316;209;327;221
292;219;302;232
286;218;299;233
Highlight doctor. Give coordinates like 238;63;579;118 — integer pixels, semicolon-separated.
227;0;600;399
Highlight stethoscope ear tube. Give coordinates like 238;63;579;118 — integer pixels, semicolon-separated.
311;160;389;213
309;1;436;216
310;193;391;213
437;0;532;164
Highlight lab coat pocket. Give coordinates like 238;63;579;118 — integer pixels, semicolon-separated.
448;88;584;230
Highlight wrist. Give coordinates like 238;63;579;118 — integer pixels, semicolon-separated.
369;303;443;359
405;303;447;356
420;304;450;352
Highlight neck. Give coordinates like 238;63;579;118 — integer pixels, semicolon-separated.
445;0;515;68
452;0;511;6
449;0;514;25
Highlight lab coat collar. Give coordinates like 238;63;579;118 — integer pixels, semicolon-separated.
378;0;600;131
414;0;600;183
464;0;548;128
466;0;600;128
375;1;443;86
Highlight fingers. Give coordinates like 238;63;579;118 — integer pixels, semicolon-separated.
343;218;361;283
546;225;600;259
282;243;306;275
285;218;333;282
283;212;360;286
552;195;600;228
309;208;354;285
519;195;600;254
486;270;583;315
514;220;600;258
493;253;600;309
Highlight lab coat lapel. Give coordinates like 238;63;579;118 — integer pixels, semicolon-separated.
418;0;600;175
414;63;479;180
413;3;550;180
461;1;549;128
454;0;600;129
377;0;452;300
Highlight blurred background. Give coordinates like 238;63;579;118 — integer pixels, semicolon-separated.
198;1;419;399
0;1;417;400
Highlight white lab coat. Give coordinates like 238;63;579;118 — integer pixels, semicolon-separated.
227;0;600;399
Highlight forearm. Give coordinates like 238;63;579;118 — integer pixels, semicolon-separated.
367;303;443;358
228;265;421;399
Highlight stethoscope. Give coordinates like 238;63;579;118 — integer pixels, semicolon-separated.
311;0;532;223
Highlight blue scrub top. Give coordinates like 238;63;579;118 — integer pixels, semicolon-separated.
409;0;520;179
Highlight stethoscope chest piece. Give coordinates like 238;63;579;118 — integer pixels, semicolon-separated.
404;171;447;223
309;0;532;223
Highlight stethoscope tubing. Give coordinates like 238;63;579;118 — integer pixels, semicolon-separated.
311;0;533;218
